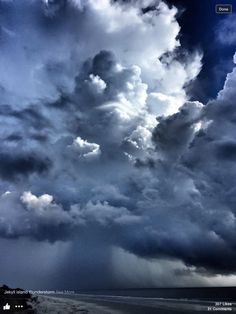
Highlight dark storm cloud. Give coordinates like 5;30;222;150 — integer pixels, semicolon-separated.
124;226;236;274
5;134;23;142
125;62;236;275
0;152;51;181
90;50;117;78
152;101;203;161
215;140;236;161
0;105;51;130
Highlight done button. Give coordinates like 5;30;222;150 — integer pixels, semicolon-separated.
216;4;232;13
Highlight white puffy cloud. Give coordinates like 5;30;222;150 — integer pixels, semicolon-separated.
125;126;153;151
147;92;183;116
70;137;101;159
86;74;107;94
21;191;53;210
0;0;201;112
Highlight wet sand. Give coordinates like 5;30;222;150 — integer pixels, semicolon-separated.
35;294;236;314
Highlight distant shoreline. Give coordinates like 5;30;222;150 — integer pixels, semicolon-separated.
72;286;236;302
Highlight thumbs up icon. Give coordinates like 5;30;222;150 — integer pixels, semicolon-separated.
3;303;11;310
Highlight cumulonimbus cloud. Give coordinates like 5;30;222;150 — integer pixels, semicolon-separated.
0;0;235;288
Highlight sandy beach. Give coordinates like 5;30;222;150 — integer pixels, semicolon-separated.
33;296;122;314
32;294;236;314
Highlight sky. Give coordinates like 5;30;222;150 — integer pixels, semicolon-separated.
166;0;236;102
0;0;236;290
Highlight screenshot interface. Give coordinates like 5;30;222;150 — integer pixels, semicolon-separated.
0;0;235;313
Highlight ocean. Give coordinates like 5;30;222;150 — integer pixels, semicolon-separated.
76;287;236;301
